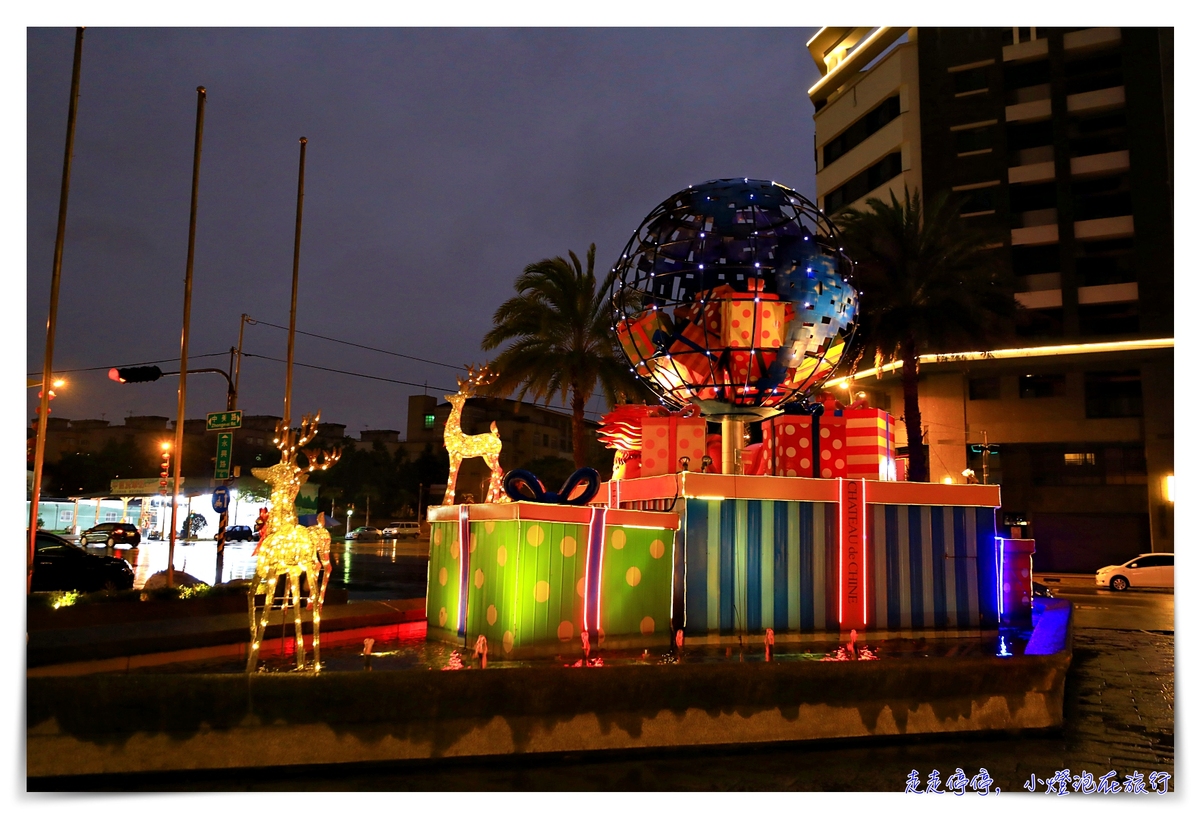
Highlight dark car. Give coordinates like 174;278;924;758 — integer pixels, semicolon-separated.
81;522;141;548
31;531;135;593
225;525;256;542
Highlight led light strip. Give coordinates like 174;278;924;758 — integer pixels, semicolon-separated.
456;505;470;637
829;338;1174;387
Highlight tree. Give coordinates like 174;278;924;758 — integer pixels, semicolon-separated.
481;243;645;468
835;187;1015;482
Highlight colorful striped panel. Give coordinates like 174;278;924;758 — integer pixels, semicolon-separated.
680;498;838;635
867;505;999;630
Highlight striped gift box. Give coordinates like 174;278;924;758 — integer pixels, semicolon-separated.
681;498;840;634
840;409;895;481
604;474;1003;635
868;504;999;631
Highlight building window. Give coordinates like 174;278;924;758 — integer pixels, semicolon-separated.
969;377;1002;400
953;67;989;95
423;414;435;429
1084;370;1142;418
1019;373;1066;398
958;187;996;214
822;95;901;167
1076;237;1136;287
1027;443;1145;486
543;434;549;447
954;126;994;155
1079;302;1140;336
824;152;903;215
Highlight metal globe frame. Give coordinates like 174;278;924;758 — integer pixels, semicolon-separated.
610;178;858;421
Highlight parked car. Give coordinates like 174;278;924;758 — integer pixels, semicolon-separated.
80;522;141;548
347;526;382;541
382;521;421;539
1032;581;1055;599
1095;553;1174;591
225;525;256;542
31;531;135;593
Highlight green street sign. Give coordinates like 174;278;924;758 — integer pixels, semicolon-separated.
214;432;233;479
206;410;243;431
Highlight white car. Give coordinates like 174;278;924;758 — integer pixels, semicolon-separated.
1095;553;1174;591
382;521;421;539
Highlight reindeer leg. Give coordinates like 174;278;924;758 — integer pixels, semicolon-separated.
308;559;324;671
289;572;307;669
444;456;460;505
247;568;278;673
277;573;290;659
484;453;502;503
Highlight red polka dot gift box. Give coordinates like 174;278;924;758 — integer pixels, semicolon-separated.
640;415;707;477
757;409;896;481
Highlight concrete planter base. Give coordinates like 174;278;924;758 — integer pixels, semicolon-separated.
27;602;1071;779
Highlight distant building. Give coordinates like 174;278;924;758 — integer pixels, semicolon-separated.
808;27;1173;570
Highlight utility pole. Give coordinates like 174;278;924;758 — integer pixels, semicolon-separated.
283;138;307;433
167;86;207;588
29;27;84;595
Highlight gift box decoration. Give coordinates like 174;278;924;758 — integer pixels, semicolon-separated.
759;415;817;477
641;415;707;476
839;408;896;481
756;409;895;480
615;309;670;378
426;503;678;654
720;298;785;349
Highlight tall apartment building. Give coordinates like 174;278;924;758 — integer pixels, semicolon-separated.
806;27;1173;571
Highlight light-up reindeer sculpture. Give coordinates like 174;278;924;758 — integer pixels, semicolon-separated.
247;412;341;672
442;364;507;505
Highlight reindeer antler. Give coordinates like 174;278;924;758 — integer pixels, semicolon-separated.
274;412;334;469
456;363;497;398
301;446;342;472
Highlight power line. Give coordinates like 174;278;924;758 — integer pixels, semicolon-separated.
246;317;463;370
27;351;229;377
241;352;455;392
241;352;607;418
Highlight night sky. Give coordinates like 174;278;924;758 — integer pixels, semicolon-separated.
27;27;823;437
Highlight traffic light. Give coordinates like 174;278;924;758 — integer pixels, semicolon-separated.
109;366;163;384
159;443;172;494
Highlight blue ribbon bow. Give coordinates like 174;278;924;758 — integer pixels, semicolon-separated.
503;468;600;505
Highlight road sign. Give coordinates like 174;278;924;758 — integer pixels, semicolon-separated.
206;410;243;431
214;432;233;479
212;485;230;513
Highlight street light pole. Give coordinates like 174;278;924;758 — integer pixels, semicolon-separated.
29;27;85;595
167;86;207;589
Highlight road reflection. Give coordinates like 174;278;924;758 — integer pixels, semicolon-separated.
103;538;430;600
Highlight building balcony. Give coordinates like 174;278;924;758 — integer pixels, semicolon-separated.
1009;160;1055;184
1070;150;1130;178
1074;215;1135;241
1011;223;1059;246
1063;28;1121;53
1015;289;1063;309
1066;86;1125;115
1018;272;1062;292
1078;282;1138;305
1005;98;1052;123
1002;37;1049;63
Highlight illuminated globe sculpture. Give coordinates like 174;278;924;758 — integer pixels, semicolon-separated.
611;178;858;423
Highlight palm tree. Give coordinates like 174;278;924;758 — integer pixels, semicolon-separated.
835;186;1015;482
482;244;645;469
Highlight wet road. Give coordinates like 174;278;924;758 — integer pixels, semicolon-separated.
1042;586;1173;632
101;537;430;601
